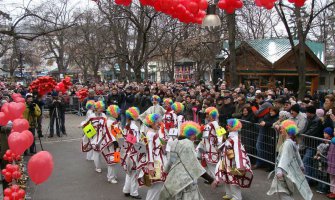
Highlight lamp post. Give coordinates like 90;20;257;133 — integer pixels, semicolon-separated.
202;4;221;28
327;64;335;93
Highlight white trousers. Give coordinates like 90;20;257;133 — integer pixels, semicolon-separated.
146;182;164;200
107;165;117;181
278;192;294;200
224;183;242;200
92;151;101;169
123;171;139;196
206;163;216;177
86;150;93;160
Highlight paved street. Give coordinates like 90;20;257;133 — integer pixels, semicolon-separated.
26;114;327;200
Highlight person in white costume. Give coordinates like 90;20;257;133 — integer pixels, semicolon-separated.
267;120;313;200
103;105;122;184
212;119;253;200
198;107;223;178
139;113;166;200
80;100;95;161
121;107;143;199
139;95;165;122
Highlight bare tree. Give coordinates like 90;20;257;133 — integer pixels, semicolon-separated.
275;0;335;99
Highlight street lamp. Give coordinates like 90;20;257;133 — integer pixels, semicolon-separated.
202;4;221;28
327;64;335;93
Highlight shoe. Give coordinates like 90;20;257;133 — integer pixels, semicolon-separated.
63;132;67;136
130;195;142;199
95;168;102;173
38;135;44;138
110;179;118;184
124;193;130;197
222;195;232;200
48;135;53;138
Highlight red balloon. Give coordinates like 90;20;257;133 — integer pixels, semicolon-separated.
7;102;24;120
12;119;29;132
22;130;34;147
28;151;54;185
11;93;22;99
12;192;19;200
198;0;208;10
187;1;199;15
11;185;20;192
2;169;7;175
0;112;9;126
12;171;21;179
4;188;12;196
14;97;25;103
8;132;30;156
18;189;25;199
1;102;9;113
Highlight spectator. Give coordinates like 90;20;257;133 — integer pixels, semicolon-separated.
241;106;256;123
252;93;273;121
23;94;41;155
303;105;324;185
254;107;279;171
232;95;247;118
107;88;122;107
139;87;152;113
49;91;66;137
289;104;307;135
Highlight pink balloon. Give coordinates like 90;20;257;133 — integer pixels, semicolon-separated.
1;102;9;113
7;102;24;120
22;130;34;147
14;97;25;103
198;0;208;10
11;93;22;100
0;112;9;126
12;119;29;132
28;151;54;185
17;102;26;113
8;132;29;156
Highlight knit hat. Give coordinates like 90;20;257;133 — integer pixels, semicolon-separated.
171;102;185;114
180;121;201;139
323;127;333;137
291;104;300;113
205;107;219;120
280;120;298;136
143;113;161;127
316;109;325;118
227;118;242;131
85;100;95;110
106;105;120;118
126;107;140;120
306;106;316;114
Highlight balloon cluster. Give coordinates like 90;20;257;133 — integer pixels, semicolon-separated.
55;76;72;93
76;88;89;102
3;185;26;200
3;150;21;163
2;164;22;182
29;76;57;96
106;0;208;24
288;0;306;7
0;102;26;125
218;0;243;14
255;0;277;9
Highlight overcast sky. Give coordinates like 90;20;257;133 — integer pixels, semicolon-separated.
0;0;95;20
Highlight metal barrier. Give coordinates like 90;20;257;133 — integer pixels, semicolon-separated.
239;119;333;188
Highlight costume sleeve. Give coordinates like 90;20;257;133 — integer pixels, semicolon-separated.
139;107;151;121
232;136;243;169
147;132;155;168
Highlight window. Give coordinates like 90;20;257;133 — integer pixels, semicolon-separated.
320;77;325;85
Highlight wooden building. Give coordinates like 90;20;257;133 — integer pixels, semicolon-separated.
219;39;325;93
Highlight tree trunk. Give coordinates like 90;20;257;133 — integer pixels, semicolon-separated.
295;7;307;100
228;13;238;88
144;64;148;80
134;66;142;82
